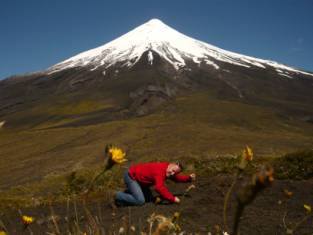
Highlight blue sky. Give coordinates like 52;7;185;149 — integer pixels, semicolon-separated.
1;0;312;79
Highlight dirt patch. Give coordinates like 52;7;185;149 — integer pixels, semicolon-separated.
1;175;313;235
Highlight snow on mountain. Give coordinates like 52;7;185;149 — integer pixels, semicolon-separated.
47;19;313;78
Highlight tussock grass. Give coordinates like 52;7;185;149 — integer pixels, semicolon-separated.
273;149;313;180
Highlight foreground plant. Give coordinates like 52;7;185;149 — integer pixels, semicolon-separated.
223;146;254;232
21;214;35;235
232;165;274;234
281;190;313;235
22;215;34;226
222;146;274;235
147;212;180;235
106;145;127;167
303;204;311;213
239;145;253;169
84;144;127;194
0;219;7;235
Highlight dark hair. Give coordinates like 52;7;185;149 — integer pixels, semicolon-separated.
175;161;184;171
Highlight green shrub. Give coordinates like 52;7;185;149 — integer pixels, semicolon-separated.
273;149;313;180
64;171;89;195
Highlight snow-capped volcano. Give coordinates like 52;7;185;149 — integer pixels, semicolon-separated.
48;18;312;78
1;18;313;131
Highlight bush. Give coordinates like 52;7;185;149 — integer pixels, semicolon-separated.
273;149;313;180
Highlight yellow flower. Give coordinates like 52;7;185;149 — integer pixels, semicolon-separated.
304;204;311;213
109;147;127;164
172;212;181;225
175;224;181;232
22;215;34;225
0;231;7;235
238;146;254;170
173;212;180;218
155;196;161;204
243;146;253;161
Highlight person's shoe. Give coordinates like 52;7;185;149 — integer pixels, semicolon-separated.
109;192;123;215
115;198;123;207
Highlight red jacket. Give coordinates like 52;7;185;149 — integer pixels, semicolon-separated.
128;162;191;202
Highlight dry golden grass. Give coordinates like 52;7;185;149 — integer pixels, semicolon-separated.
1;91;313;196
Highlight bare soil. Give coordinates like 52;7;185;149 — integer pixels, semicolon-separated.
2;175;313;235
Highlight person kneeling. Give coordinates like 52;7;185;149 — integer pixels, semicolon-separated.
115;162;196;206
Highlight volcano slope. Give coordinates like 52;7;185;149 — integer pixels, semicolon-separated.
1;63;313;190
1;72;313;235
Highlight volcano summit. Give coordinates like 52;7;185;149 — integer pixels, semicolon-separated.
47;18;312;78
0;18;313;128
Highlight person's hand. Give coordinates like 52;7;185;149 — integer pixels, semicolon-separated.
174;197;180;203
190;173;196;181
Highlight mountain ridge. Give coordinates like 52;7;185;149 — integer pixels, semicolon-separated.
45;18;312;79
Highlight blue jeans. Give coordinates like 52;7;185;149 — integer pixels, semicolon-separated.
116;171;153;206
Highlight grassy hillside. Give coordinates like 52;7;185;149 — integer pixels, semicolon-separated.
1;89;313;191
